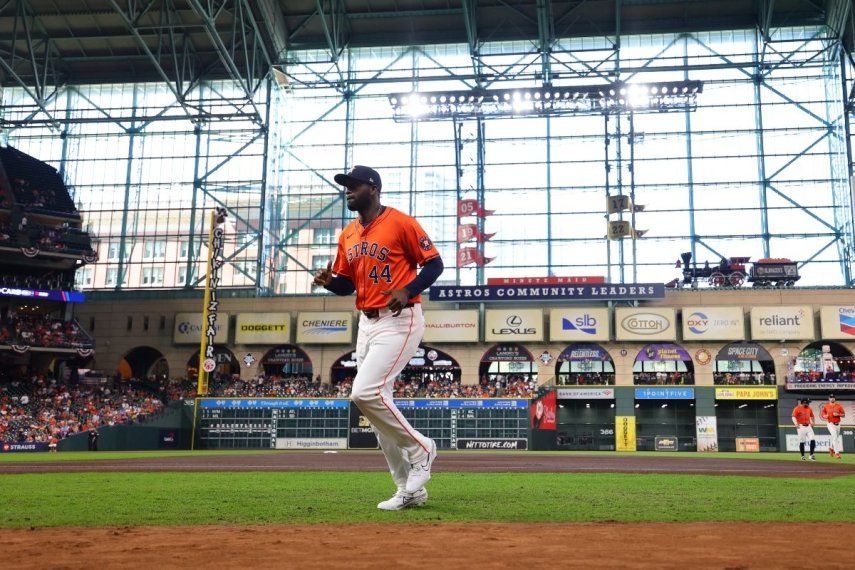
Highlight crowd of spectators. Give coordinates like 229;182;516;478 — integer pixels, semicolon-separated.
0;375;162;443
0;312;93;349
634;372;695;385
0;219;11;243
714;371;775;385
557;372;616;386
9;178;60;211
791;369;855;383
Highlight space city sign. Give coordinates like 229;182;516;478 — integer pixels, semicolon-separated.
429;283;665;302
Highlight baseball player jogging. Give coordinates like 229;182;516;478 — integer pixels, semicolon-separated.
792;399;816;461
821;393;845;459
314;165;444;511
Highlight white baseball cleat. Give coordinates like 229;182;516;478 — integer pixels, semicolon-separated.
809;455;816;461
377;488;428;511
405;439;437;493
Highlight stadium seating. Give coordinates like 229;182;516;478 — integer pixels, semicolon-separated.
0;375;162;443
0;146;77;215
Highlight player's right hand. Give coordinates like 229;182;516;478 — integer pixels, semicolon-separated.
313;261;334;287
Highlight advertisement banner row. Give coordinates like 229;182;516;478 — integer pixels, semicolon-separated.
174;305;855;345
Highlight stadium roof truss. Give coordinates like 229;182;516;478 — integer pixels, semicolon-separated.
2;1;855;290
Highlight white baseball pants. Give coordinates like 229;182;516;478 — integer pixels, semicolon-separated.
797;425;815;443
827;423;843;453
353;304;432;490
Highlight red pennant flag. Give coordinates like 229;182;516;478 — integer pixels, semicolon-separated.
457;224;496;244
457;247;495;267
457;199;494;218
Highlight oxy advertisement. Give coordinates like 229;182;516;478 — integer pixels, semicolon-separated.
549;307;610;342
423;310;479;343
295;312;353;344
819;306;855;340
173;312;229;344
485;309;544;342
615;307;676;341
235;313;291;345
681;306;745;341
750;306;814;340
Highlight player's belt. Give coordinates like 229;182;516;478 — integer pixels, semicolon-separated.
799;423;811;426
363;303;415;319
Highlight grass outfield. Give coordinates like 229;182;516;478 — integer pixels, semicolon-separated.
0;449;849;463
1;471;853;527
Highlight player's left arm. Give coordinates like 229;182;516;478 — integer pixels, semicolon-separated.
381;217;444;315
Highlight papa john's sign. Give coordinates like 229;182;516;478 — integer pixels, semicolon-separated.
423;310;479;343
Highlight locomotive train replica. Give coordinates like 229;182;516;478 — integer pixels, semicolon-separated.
667;252;801;289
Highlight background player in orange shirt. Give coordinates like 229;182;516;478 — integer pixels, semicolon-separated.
314;166;444;511
820;393;845;459
792;399;816;460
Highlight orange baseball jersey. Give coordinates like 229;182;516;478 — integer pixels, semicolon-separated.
792;405;815;425
821;402;845;424
332;207;439;310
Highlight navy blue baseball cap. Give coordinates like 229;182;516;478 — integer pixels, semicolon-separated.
334;165;382;191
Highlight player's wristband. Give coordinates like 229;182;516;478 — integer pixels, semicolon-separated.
325;275;355;296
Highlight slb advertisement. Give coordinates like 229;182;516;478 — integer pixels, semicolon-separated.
549;307;610;342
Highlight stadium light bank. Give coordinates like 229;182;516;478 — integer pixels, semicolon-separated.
388;81;702;121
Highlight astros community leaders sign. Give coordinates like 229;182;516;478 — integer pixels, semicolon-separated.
296;312;353;344
429;283;664;301
235;313;291;345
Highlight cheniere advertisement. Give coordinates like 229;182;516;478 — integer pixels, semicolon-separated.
295;312;353;344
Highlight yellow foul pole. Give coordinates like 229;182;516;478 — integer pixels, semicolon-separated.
197;209;220;396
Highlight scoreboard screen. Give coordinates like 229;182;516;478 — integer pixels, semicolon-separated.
195;398;530;450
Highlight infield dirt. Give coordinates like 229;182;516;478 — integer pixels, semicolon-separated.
2;522;854;569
